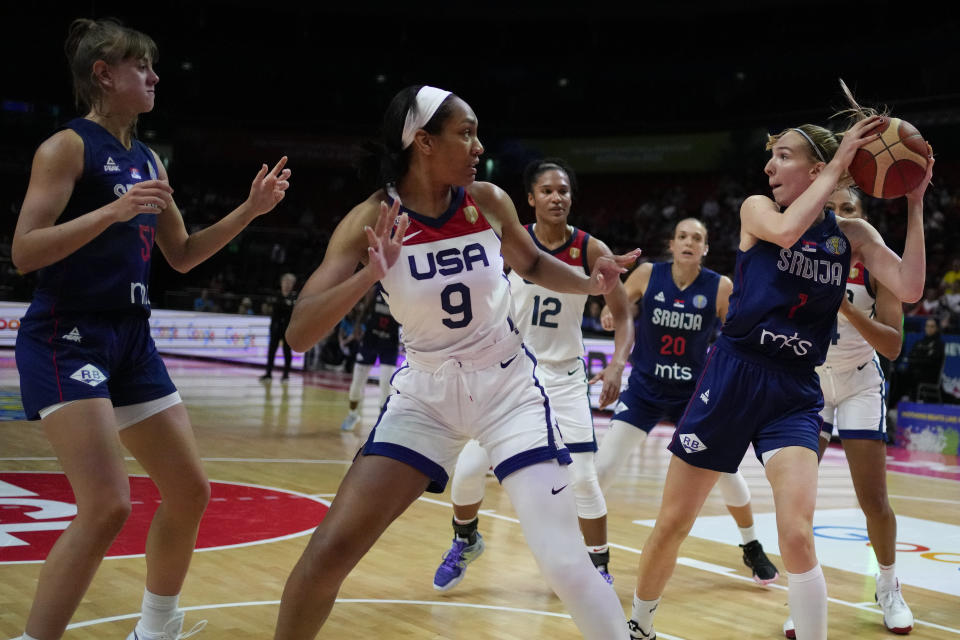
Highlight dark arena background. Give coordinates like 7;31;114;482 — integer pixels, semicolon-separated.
1;3;959;639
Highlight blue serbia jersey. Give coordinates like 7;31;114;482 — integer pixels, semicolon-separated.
720;209;850;368
28;118;160;318
632;262;720;396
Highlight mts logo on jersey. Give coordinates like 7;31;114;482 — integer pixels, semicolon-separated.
760;329;812;356
655;363;693;381
408;242;490;280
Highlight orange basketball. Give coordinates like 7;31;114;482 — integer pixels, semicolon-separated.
848;117;929;199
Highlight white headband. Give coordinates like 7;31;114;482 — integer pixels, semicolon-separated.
401;86;452;149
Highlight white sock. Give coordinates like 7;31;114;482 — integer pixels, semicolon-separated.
738;525;757;545
631;593;660;633
877;562;897;593
587;544;609;554
139;588;179;633
787;564;827;640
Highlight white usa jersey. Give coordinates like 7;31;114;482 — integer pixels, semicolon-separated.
508;224;590;364
819;262;877;371
380;188;515;358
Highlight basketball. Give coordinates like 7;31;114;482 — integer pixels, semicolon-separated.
848;117;929;199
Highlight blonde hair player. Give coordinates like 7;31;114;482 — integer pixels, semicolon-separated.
596;217;780;585
627;106;928;640
275;85;640;639
431;157;633;591
12;17;290;640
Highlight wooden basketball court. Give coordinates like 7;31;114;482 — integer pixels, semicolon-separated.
1;354;958;639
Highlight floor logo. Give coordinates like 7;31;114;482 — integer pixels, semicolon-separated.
0;472;329;563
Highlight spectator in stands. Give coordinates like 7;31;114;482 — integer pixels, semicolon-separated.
193;288;215;312
581;297;606;334
238;297;254;315
940;256;960;293
893;317;946;404
907;286;942;317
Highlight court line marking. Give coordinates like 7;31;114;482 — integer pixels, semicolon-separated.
10;599;688;640
414;495;960;635
888;493;960;505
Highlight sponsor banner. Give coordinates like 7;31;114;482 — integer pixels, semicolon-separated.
0;302;302;369
636;508;960;597
0;472;329;563
896;401;960;456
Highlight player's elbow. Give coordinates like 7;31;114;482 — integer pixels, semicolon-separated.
10;246;35;274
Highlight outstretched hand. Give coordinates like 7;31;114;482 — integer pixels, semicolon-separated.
589;361;624;409
247;156;292;217
365;199;409;280
588;249;641;296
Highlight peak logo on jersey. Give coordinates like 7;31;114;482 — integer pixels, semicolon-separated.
654;292;665;302
129;167;142;180
700;389;710;404
463;206;479;224
69;364;106;387
673;299;685;309
824;236;848;256
62;327;82;343
850;266;860;280
679;433;708;454
802;240;818;252
103;157;120;173
692;294;708;310
569;247;580;259
0;472;329;563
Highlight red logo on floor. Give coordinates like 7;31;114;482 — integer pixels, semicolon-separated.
0;472;329;563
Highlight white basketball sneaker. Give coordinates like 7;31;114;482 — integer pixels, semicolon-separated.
876;577;914;634
126;612;206;640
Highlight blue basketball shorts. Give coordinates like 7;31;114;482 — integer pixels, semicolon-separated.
356;333;399;367
612;370;693;434
16;310;177;420
668;342;823;473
